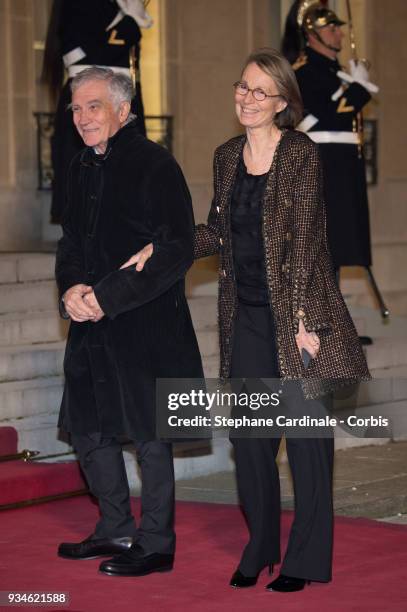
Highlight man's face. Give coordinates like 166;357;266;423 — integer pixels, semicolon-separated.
71;79;125;153
317;23;344;53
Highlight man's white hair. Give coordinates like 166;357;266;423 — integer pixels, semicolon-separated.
71;66;136;120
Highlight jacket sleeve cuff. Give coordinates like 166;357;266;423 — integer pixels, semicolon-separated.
59;294;70;320
293;307;332;334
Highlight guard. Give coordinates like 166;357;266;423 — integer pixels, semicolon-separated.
283;2;379;271
42;0;152;222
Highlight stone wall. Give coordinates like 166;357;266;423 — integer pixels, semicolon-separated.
0;0;51;250
366;0;407;315
336;0;407;316
162;0;279;225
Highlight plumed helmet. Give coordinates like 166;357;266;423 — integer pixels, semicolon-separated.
298;2;346;32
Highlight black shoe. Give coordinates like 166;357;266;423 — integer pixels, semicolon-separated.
230;564;274;588
99;544;174;577
58;535;134;560
359;335;373;346
266;573;310;592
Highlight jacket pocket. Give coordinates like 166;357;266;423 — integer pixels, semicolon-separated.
303;266;333;332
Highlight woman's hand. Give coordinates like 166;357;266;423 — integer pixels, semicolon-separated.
120;243;154;271
295;319;320;359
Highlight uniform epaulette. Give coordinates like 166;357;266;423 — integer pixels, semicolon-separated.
292;54;308;71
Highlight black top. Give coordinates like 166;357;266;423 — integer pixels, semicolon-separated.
231;157;269;305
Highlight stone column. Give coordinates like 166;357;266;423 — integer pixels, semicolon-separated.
0;0;51;250
162;0;278;223
162;0;278;292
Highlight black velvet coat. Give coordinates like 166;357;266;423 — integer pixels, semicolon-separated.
55;121;203;439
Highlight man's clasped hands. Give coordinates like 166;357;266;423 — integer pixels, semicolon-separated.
63;284;104;323
63;246;152;323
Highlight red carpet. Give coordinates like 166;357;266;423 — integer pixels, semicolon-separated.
0;427;86;508
0;426;18;455
0;460;86;507
0;497;406;611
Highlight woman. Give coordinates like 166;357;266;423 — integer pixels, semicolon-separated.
121;48;370;592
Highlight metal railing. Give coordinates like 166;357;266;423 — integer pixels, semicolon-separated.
363;118;377;186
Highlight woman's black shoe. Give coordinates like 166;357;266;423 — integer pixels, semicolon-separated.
266;573;311;592
230;564;274;588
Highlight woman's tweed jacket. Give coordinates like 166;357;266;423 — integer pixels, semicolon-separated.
194;129;370;398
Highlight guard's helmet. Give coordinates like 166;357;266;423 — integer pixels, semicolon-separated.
299;3;346;32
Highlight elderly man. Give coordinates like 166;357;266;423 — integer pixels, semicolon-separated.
56;66;203;577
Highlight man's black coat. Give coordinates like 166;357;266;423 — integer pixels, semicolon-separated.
56;121;203;439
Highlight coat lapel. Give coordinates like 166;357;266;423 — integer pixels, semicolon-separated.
219;135;245;207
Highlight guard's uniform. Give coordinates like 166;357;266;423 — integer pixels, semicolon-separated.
51;0;146;222
294;47;372;268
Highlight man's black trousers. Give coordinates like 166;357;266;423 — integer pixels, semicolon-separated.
71;433;175;555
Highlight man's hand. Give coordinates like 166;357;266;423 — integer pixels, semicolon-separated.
120;243;154;271
83;290;105;322
63;284;96;322
295;319;320;359
349;58;369;84
337;60;379;94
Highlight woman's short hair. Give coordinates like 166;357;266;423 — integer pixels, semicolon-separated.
242;48;303;128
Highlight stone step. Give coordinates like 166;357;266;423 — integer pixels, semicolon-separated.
195;327;218;359
3;424;232;492
4;412;72;457
341;261;407;318
364;337;407;370
340;244;407;296
0;307;398;382
0;310;68;346
186;259;218;298
0;253;56;284
202;354;220;378
188;296;217;331
0;324;216;377
0;376;63;421
2;352;404;428
346;289;407;318
0;343;65;382
0;280;58;315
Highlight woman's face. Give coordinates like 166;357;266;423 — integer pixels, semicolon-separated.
234;62;287;130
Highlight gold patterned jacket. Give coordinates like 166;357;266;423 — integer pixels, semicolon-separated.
194;129;370;398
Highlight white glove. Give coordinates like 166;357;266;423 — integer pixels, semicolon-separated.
116;0;153;28
349;59;369;84
337;62;379;94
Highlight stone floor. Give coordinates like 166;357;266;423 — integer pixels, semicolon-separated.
174;440;407;525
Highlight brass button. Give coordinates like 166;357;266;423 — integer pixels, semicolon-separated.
219;237;223;246
286;232;292;240
297;309;305;318
284;198;292;207
222;269;227;277
216;206;220;213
